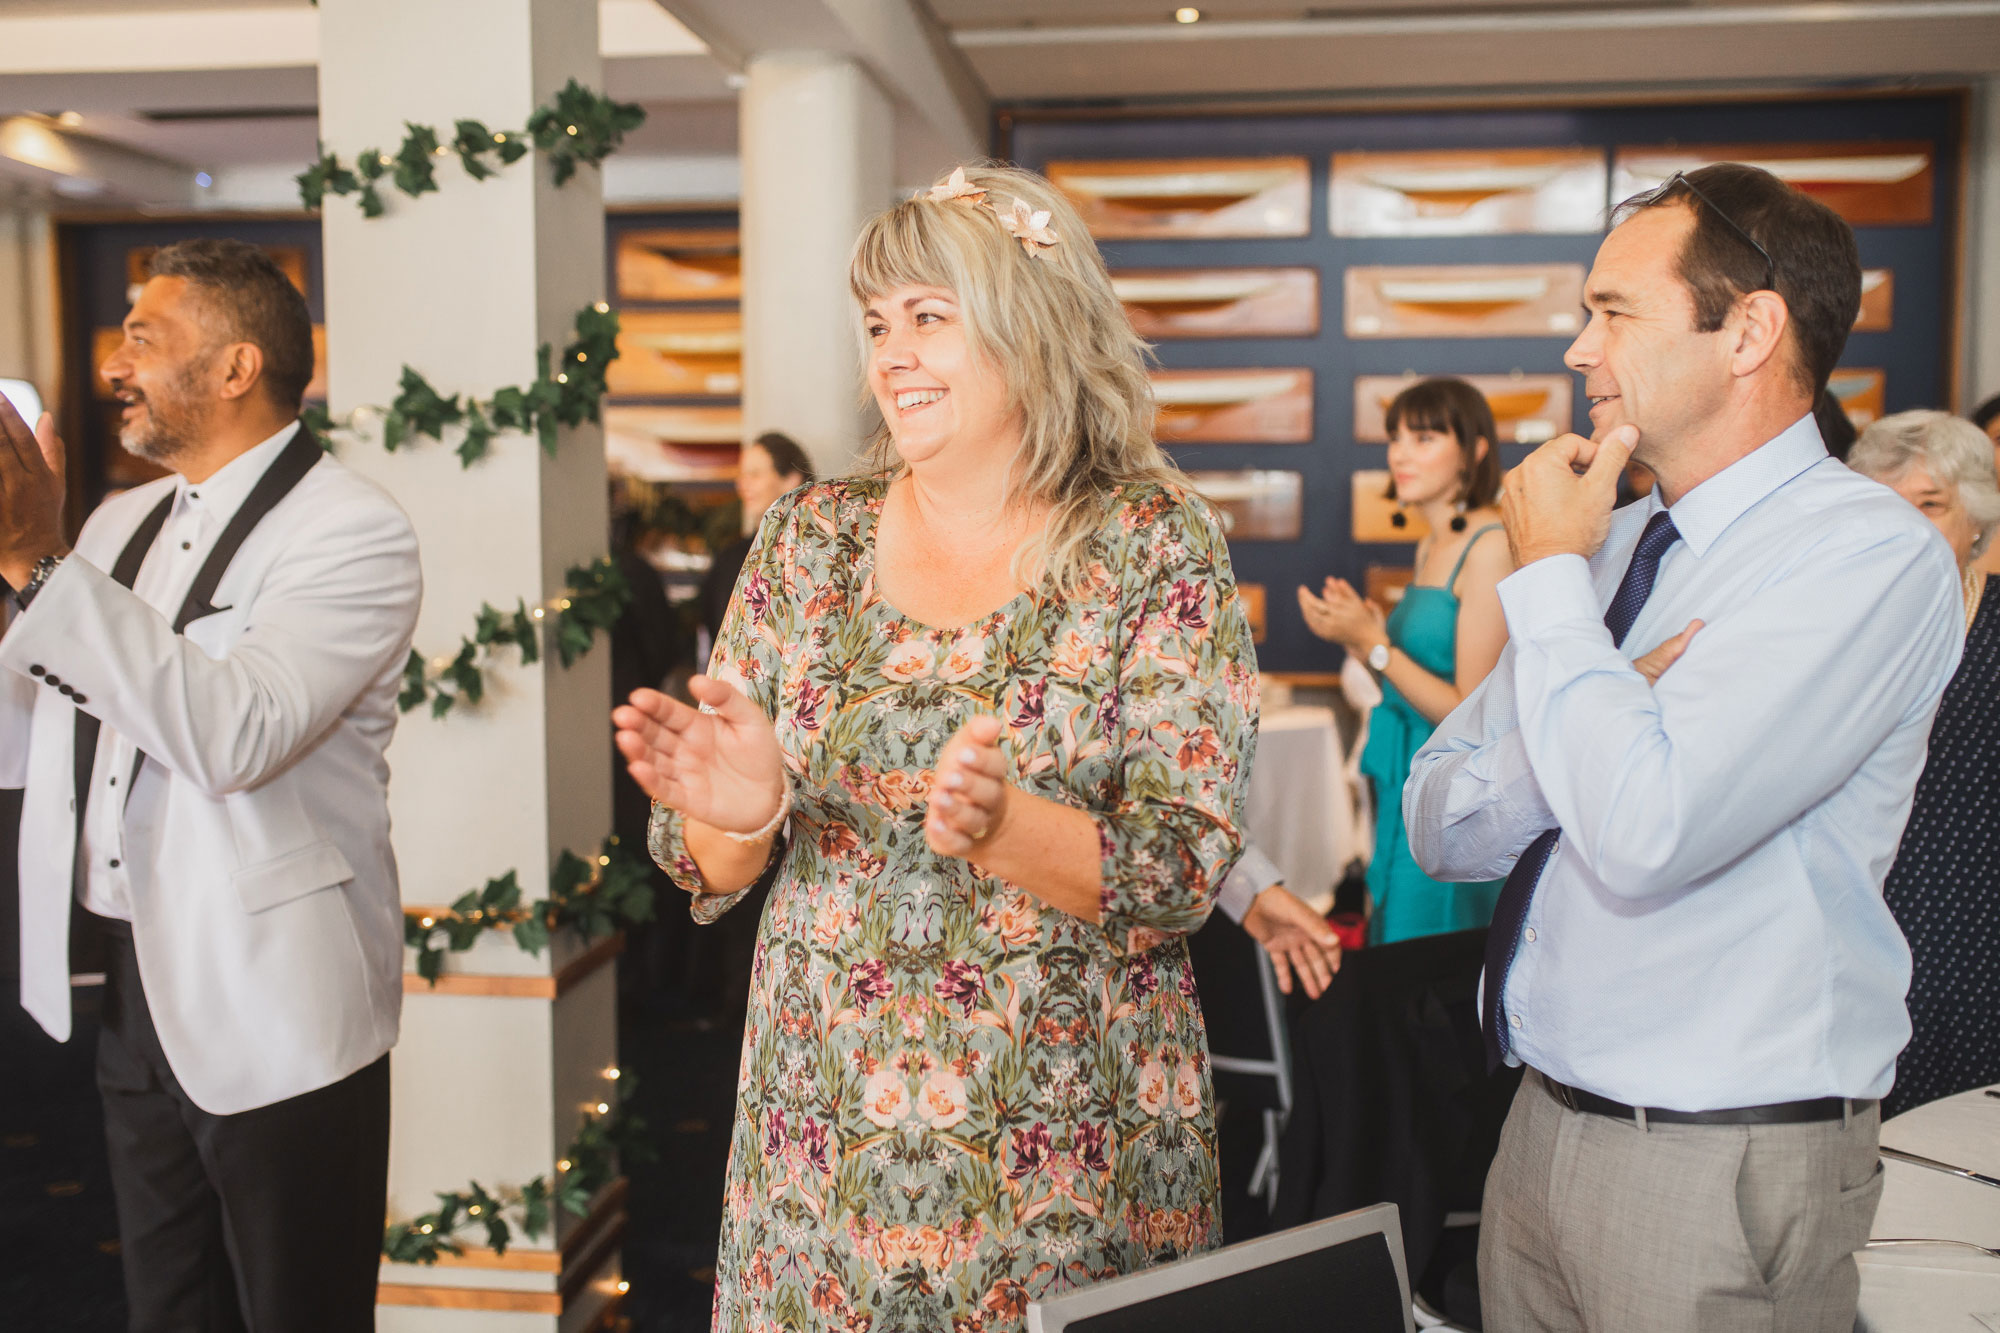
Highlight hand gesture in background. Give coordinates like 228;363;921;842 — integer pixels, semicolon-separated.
1243;884;1343;999
1297;576;1385;653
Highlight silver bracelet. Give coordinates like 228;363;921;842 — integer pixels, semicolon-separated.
722;784;791;844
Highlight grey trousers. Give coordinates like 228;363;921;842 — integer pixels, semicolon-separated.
1479;1069;1884;1333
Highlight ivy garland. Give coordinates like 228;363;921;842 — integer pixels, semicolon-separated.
303;303;621;470
381;1075;654;1263
404;836;654;983
397;556;632;719
299;79;644;216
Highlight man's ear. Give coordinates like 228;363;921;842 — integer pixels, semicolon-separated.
1730;289;1791;380
214;340;267;403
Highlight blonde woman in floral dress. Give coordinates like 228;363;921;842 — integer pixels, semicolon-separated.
613;163;1258;1333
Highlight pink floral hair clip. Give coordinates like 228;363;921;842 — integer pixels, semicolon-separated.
922;167;1060;260
996;197;1059;258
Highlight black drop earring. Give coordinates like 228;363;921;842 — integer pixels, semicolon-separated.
1391;509;1408;529
1450;499;1468;533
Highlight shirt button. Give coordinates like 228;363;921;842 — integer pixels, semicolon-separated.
1524;927;1537;943
72;694;86;704
107;776;117;788
108;859;121;869
1510;1013;1523;1029
43;674;60;687
28;664;43;676
181;541;192;551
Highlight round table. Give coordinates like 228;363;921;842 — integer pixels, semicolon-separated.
1857;1082;2000;1331
1240;703;1354;911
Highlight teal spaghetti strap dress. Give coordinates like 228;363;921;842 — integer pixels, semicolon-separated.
1358;524;1505;945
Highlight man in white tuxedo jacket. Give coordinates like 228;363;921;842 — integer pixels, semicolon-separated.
0;239;421;1331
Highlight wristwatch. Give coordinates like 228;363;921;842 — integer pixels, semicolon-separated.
14;552;64;611
1366;640;1391;673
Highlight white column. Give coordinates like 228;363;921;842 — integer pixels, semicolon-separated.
0;197;57;403
739;50;895;481
1965;77;2000;411
317;1;620;1328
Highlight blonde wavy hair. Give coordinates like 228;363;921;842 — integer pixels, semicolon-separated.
848;161;1183;595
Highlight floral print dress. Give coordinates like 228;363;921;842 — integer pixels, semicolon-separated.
649;477;1259;1333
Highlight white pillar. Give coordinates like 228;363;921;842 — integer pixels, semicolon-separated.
0;197;57;403
739;51;895;481
1965;77;2000;411
317;1;620;1328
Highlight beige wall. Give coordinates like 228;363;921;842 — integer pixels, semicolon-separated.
0;198;57;405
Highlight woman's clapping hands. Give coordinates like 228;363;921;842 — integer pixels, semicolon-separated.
612;675;788;835
1297;576;1385;653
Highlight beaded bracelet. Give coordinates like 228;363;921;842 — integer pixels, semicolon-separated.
722;784;791;844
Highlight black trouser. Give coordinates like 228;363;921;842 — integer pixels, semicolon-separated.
94;917;389;1332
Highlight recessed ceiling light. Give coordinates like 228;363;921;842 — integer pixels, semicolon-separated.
56;111;82;127
1175;7;1201;21
195;172;213;188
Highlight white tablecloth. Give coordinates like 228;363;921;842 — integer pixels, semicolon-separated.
1857;1083;2000;1332
1241;704;1354;911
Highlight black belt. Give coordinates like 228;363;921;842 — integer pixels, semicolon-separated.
1539;1072;1873;1126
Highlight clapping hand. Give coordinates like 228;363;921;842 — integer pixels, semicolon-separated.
612;674;787;835
926;715;1012;861
1297;576;1384;653
0;393;70;591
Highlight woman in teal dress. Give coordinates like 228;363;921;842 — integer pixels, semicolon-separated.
1299;378;1515;943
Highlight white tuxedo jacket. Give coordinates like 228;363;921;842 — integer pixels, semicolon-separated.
1;451;421;1114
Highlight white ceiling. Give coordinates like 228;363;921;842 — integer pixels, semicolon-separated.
1;0;1998;206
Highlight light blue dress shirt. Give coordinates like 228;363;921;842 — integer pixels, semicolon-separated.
1405;415;1963;1109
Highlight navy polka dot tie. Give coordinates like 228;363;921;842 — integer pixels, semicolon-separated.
1481;511;1682;1071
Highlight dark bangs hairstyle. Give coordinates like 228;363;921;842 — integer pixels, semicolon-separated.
1383;376;1502;508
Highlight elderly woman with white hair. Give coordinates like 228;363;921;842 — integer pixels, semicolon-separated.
1849;408;2000;1117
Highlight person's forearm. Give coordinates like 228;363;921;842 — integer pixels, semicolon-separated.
968;788;1103;922
1372;641;1466;725
683;817;781;896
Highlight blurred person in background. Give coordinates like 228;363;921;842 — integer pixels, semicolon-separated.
1972;394;2000;575
1848;408;2000;1118
1298;377;1513;944
699;431;813;644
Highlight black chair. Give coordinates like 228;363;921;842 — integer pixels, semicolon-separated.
1025;1203;1414;1333
1271;929;1521;1327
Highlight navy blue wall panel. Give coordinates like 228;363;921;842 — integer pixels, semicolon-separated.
1007;94;1963;673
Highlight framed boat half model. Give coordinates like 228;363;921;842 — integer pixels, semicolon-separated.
1047;156;1311;238
1330;147;1607;237
1353;373;1571;446
1345;263;1587;339
1612;142;1934;225
1113;268;1319;339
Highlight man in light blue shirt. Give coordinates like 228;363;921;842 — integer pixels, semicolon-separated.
1406;165;1962;1332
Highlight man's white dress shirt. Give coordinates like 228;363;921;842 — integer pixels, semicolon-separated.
78;424;298;921
1406;416;1963;1109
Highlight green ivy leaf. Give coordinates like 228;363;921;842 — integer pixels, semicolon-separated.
397;650;429;713
512;909;550;957
392;122;442;198
389;366;463;446
511;601;541;666
444;639;483;707
458;399;496;467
